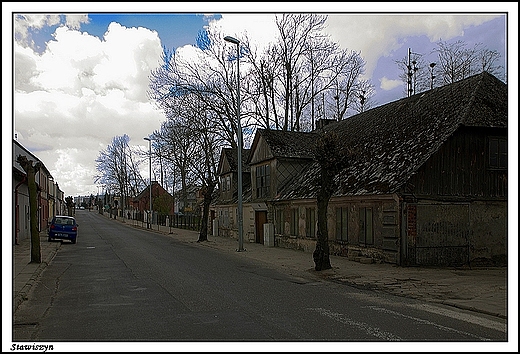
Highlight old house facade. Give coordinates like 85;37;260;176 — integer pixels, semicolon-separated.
13;139;64;244
271;72;507;266
211;148;253;240
212;72;507;267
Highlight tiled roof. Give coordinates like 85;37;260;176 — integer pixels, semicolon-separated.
222;148;251;172
275;72;507;200
250;129;318;161
212;183;252;206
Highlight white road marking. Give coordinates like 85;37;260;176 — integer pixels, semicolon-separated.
367;306;491;340
406;303;506;332
307;307;401;341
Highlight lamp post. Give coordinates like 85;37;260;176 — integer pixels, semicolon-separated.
144;136;153;229
224;35;244;252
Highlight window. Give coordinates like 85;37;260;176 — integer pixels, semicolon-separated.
290;208;298;236
275;209;284;234
335;207;348;241
226;175;231;191
359;207;373;245
255;164;270;198
489;137;507;169
305;207;316;238
222;209;229;228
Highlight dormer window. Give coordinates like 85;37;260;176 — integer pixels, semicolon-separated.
220;175;232;192
255;164;270;198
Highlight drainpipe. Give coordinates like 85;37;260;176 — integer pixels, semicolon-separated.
15;176;27;245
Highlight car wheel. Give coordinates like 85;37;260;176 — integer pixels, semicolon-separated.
71;239;76;244
48;237;52;242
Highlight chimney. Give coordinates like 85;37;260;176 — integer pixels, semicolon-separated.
315;119;337;130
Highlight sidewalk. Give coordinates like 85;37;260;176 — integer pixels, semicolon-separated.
13;232;61;312
13;215;509;320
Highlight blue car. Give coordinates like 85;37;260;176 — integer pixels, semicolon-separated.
48;216;78;243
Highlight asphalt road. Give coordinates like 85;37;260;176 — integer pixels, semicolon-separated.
13;211;507;349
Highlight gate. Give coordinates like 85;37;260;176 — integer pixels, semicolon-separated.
408;203;470;266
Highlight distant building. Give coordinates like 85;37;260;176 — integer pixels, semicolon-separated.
132;181;174;215
13;139;64;244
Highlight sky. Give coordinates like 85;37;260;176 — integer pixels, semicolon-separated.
3;3;519;352
4;3;516;199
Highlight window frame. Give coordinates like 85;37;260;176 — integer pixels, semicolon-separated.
305;207;316;238
335;207;348;242
255;163;271;198
488;136;507;170
289;208;298;236
359;207;374;245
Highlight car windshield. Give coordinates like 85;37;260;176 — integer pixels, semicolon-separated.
55;217;74;225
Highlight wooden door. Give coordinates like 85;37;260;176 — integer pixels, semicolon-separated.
255;211;268;244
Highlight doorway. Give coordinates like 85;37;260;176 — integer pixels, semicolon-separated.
255;211;268;244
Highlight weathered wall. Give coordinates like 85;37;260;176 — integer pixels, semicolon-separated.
469;201;507;265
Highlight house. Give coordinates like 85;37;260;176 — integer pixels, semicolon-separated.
212;132;320;244
13;139;64;244
211;148;252;239
177;185;205;215
132;181;175;217
247;130;319;244
213;71;507;267
271;71;507;266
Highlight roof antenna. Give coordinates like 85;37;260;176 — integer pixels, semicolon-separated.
407;48;419;97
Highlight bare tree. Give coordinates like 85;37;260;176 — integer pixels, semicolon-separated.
154;118;200;214
273;14;328;131
16;155;42;263
241;36;281;130
477;47;504;81
189;106;221;242
329;49;373;120
433;40;504;85
94;134;145;215
243;14;372;131
313;131;356;271
148;32;245;150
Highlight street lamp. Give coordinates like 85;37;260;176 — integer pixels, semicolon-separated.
144;136;153;229
224;35;244;252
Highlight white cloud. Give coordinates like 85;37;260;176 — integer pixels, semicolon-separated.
379;77;403;91
324;14;500;79
13;20;165;196
215;14;278;51
205;13;500;82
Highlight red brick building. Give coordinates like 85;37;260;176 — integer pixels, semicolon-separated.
132;181;174;215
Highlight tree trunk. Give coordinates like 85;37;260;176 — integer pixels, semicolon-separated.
17;156;41;263
313;179;332;271
198;180;216;242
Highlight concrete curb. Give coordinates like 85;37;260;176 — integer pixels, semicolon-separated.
13;242;61;312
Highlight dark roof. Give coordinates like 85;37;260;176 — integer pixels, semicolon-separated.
248;129;318;163
211;183;253;206
222;148;251;173
275;72;507;200
133;181;172;201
